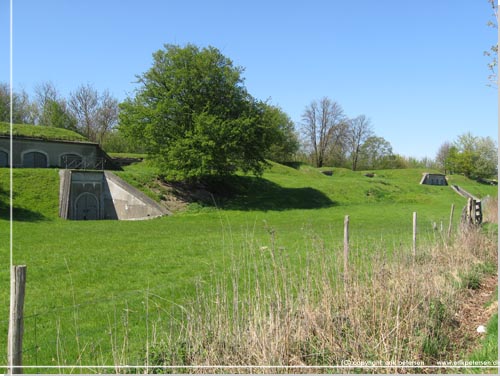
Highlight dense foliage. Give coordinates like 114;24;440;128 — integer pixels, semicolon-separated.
119;44;295;180
436;133;498;179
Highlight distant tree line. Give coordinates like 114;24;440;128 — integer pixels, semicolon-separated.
298;96;497;178
0;81;119;146
1;42;496;181
298;96;397;171
436;133;497;179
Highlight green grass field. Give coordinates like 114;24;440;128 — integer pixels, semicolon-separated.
0;162;497;369
0;122;89;142
465;313;498;373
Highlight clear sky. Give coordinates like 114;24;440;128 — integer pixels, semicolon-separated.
1;0;497;159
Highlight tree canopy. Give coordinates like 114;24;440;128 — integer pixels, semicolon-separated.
119;44;290;181
436;133;497;179
357;136;394;170
260;103;299;163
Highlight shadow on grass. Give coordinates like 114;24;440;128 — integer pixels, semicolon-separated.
280;161;305;170
202;175;336;211
0;186;47;222
279;162;312;170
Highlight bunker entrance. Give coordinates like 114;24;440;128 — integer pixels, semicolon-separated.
75;192;99;220
59;170;170;220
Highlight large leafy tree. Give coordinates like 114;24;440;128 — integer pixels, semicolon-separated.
358;136;394;170
446;132;498;179
119;44;275;180
260;103;299;163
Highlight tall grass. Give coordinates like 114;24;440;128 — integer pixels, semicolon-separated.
482;196;498;224
140;222;497;373
3;166;496;373
16;220;496;374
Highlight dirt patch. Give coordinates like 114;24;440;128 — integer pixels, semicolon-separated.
450;273;498;354
151;179;214;213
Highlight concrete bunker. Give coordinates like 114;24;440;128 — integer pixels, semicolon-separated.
0;134;119;170
22;150;49;168
59;170;170;220
420;173;448;186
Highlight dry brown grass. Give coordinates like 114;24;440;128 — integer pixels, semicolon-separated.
483;195;498;224
142;221;497;373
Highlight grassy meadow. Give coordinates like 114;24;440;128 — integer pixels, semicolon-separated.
0;162;497;371
0;122;88;142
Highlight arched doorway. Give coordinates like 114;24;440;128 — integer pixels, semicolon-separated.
74;193;99;220
23;151;48;168
0;150;8;167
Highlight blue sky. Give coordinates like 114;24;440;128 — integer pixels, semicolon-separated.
1;0;497;159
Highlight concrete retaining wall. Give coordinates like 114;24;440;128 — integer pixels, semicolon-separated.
104;172;169;220
58;170;71;219
420;173;448;186
59;170;170;220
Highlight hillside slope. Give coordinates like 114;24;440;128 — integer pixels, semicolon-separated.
0;163;497;221
0;163;497;368
0;122;88;142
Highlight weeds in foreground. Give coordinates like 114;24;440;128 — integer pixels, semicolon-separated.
23;201;496;374
139;224;496;373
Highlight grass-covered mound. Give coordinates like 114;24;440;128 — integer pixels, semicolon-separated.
0;163;497;369
0;122;89;142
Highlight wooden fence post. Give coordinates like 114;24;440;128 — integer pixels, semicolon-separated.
412;212;417;257
447;203;455;238
344;215;349;280
466;198;472;224
8;265;27;375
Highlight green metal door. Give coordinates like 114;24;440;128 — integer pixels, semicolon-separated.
75;193;99;220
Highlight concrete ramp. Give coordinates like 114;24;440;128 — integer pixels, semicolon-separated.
450;184;483;225
103;171;170;220
59;169;170;220
450;184;480;201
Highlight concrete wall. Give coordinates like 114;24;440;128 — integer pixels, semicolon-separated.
59;169;71;219
420;173;448;186
60;170;169;220
104;172;168;220
0;137;118;170
0;137;100;168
